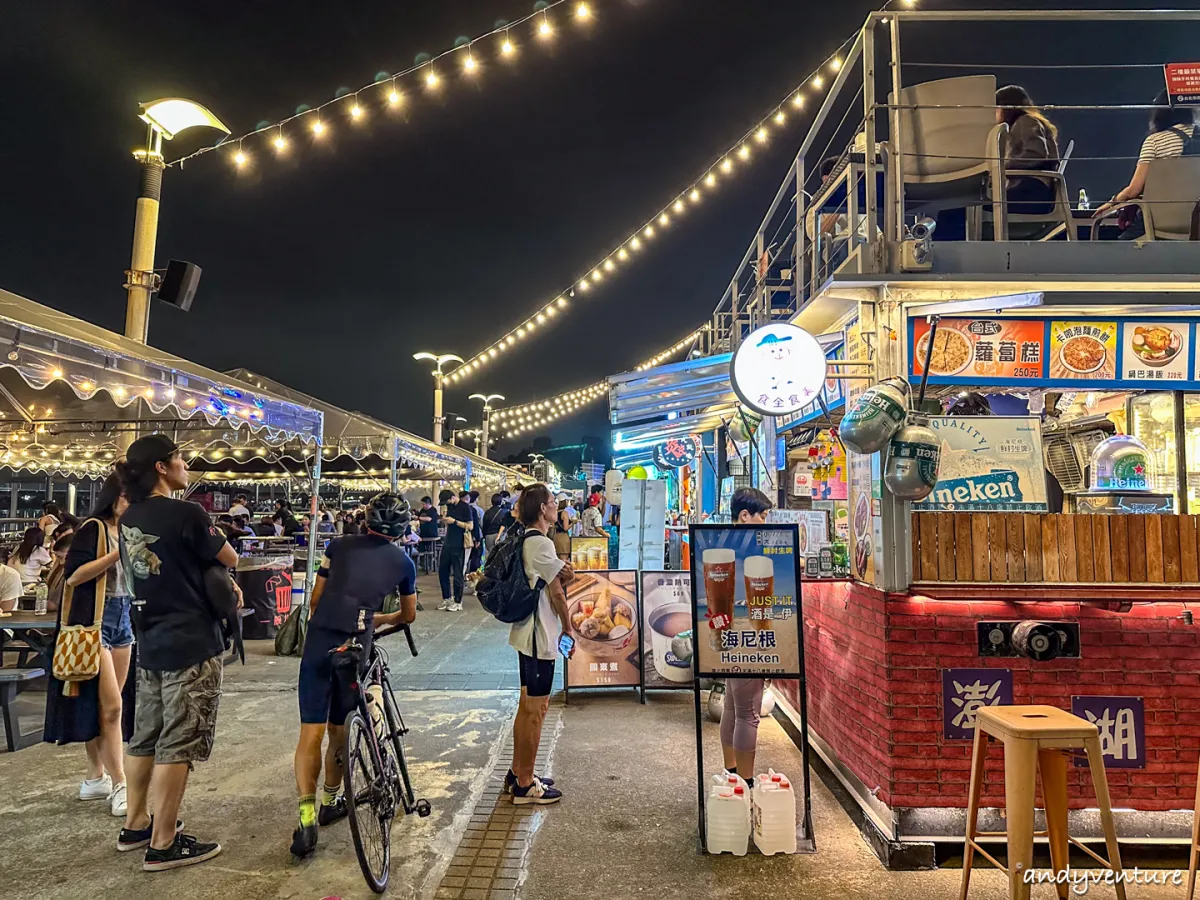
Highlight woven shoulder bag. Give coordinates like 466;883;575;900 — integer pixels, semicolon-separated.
52;518;109;697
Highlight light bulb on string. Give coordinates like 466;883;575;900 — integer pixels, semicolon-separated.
618;248;628;261
501;34;515;56
658;213;669;226
350;101;364;119
312;118;326;136
831;57;843;71
792;92;805;108
738;144;751;160
755;127;768;143
274;131;287;151
705;172;718;187
463;52;478;73
644;225;655;238
388;85;403;106
603;259;615;272
234;146;247;167
631;237;642;250
721;157;733;172
813;75;824;88
576;2;590;19
690;188;701;203
774;111;786;125
673;199;685;213
425;68;440;88
538;14;552;37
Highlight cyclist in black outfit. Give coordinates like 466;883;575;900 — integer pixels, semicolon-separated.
290;493;418;858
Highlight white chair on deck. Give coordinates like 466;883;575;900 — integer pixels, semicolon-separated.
1090;156;1200;242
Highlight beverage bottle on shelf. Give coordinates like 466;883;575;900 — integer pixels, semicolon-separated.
1078;189;1090;211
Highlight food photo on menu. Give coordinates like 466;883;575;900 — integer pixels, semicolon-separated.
640;571;693;689
563;570;641;689
689;526;801;678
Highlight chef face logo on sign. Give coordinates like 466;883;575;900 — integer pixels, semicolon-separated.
730;324;828;418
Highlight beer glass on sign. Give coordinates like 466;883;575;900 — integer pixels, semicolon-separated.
744;555;774;630
703;548;737;651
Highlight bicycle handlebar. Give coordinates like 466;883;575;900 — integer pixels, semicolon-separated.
375;622;419;658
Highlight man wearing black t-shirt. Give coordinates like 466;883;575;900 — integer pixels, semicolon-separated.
436;492;473;612
116;435;241;872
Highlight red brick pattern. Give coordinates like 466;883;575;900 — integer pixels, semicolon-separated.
776;582;1200;812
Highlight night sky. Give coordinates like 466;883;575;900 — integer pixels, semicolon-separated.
1;0;1193;460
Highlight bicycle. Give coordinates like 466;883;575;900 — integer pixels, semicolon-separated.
332;623;432;894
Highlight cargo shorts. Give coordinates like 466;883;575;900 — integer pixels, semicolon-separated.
128;656;223;766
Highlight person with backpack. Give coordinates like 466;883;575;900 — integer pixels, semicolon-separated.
477;483;574;805
1094;88;1198;238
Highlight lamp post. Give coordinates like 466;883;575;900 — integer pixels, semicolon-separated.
126;99;229;344
469;393;505;460
412;352;463;444
458;428;484;455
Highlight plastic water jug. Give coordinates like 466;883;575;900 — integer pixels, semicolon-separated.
752;770;797;855
706;785;750;856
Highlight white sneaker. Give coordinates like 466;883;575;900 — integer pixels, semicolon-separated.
79;775;112;801
448;603;463;612
437;599;453;611
110;782;127;817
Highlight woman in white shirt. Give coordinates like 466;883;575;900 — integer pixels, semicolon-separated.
1095;89;1197;238
9;526;51;585
506;483;574;805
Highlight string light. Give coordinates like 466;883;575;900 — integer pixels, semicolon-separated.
388;86;403;105
435;28;856;384
350;101;364;118
274;131;287;151
167;0;590;170
491;327;708;438
312;118;326;136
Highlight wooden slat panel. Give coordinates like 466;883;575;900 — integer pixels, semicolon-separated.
1092;515;1112;583
1058;515;1078;582
955;513;975;582
1146;515;1165;583
1074;515;1095;582
1024;514;1043;582
912;515;921;580
1163;515;1182;584
1127;514;1148;582
919;513;939;581
1005;514;1026;582
1041;514;1060;582
972;514;991;582
1181;515;1200;583
989;513;1007;582
936;513;957;581
1110;514;1130;582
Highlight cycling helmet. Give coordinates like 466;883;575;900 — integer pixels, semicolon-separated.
365;492;412;538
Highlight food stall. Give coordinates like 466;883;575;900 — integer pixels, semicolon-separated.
0;287;326;641
766;301;1200;863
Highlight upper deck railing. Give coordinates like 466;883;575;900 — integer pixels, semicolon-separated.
700;9;1200;356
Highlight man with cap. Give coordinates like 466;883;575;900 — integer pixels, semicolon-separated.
114;435;240;872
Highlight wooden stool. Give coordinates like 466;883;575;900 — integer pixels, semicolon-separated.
960;705;1125;900
1187;753;1200;900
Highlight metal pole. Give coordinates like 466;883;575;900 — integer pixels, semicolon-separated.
889;15;906;243
432;372;444;445
302;419;325;617
862;20;879;249
480;407;490;459
390;435;399;493
124;128;163;344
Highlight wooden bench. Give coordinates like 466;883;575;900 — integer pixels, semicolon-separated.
1;668;45;751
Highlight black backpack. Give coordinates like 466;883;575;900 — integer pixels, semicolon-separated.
476;524;546;623
1170;125;1200;157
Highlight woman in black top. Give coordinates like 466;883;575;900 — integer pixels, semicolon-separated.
44;473;134;816
995;85;1060;218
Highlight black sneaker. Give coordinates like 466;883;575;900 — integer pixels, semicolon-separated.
503;769;555;794
318;795;348;826
117;817;184;852
289;823;318;858
142;833;222;871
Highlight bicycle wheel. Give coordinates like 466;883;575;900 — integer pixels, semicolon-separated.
344;710;392;894
381;678;416;811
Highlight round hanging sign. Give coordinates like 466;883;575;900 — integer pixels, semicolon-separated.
730;323;828;417
652;434;700;469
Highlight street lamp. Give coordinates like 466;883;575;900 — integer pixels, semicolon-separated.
126;99;230;344
458;428;484;455
469;393;505;460
412;352;463;443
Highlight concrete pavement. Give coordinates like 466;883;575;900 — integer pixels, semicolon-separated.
1;572;1191;898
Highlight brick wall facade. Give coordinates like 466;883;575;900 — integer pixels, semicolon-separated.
775;581;1200;812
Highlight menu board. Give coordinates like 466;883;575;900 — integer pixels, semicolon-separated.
640;571;693;689
564;570;641;689
766;509;829;554
690;524;801;678
1122;321;1190;383
909;316;1200;389
1048;321;1117;381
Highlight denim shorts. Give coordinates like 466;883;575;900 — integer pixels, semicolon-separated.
101;595;133;649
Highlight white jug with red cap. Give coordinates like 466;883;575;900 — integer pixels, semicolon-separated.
752;769;797;855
